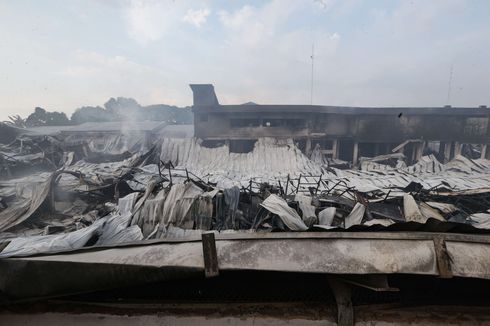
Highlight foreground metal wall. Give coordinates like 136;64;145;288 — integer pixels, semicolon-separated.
1;232;489;299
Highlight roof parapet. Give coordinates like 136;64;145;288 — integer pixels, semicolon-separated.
189;84;220;107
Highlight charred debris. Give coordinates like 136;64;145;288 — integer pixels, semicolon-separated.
2;81;490;257
1;86;490;324
1;122;490;258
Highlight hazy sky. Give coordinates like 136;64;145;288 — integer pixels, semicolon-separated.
1;0;489;120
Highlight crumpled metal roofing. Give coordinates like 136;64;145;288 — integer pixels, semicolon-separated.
1;137;490;262
158;138;490;196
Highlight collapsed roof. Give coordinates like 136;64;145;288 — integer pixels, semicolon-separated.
1;100;490;323
1;131;489;255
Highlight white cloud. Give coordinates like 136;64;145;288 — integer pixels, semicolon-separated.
329;32;340;41
218;1;308;49
1;0;489;121
211;0;342;105
123;0;186;45
375;0;468;37
124;0;165;44
208;0;488;108
313;0;336;10
218;6;254;29
62;51;151;77
56;50;191;111
183;8;210;28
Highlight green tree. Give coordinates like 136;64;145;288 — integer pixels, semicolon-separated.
25;107;71;127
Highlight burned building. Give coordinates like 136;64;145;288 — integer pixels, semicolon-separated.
191;84;490;164
2;86;490;325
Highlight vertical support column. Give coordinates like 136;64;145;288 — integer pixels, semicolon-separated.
481;144;487;159
352;142;359;166
202;232;219;278
305;138;312;157
454;142;462;157
414;141;425;161
433;235;453;279
443;142;451;163
49;176;56;213
328;277;354;326
332;139;338;159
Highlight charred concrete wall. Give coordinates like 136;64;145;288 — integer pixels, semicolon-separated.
190;84;490;162
194;109;490;144
195;112;311;140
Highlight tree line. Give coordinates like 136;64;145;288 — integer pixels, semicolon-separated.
3;97;193;128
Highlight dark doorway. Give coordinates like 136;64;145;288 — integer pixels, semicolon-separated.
339;138;354;162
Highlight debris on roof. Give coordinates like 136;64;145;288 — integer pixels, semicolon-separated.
1;131;490;261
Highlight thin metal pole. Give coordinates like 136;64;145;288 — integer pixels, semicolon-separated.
310;43;315;105
446;63;453;105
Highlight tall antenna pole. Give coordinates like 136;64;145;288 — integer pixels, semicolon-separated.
310;43;315;105
446;64;453;105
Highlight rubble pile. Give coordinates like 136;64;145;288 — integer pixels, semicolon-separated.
1;130;490;258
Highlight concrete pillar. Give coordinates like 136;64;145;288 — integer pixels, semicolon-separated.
305;138;312;156
332;139;338;159
443;142;451;163
454;142;462;157
481;144;487;159
352;142;359;166
416;141;425;161
414;141;425;161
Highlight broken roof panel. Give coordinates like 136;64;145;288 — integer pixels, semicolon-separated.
2;130;490;297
